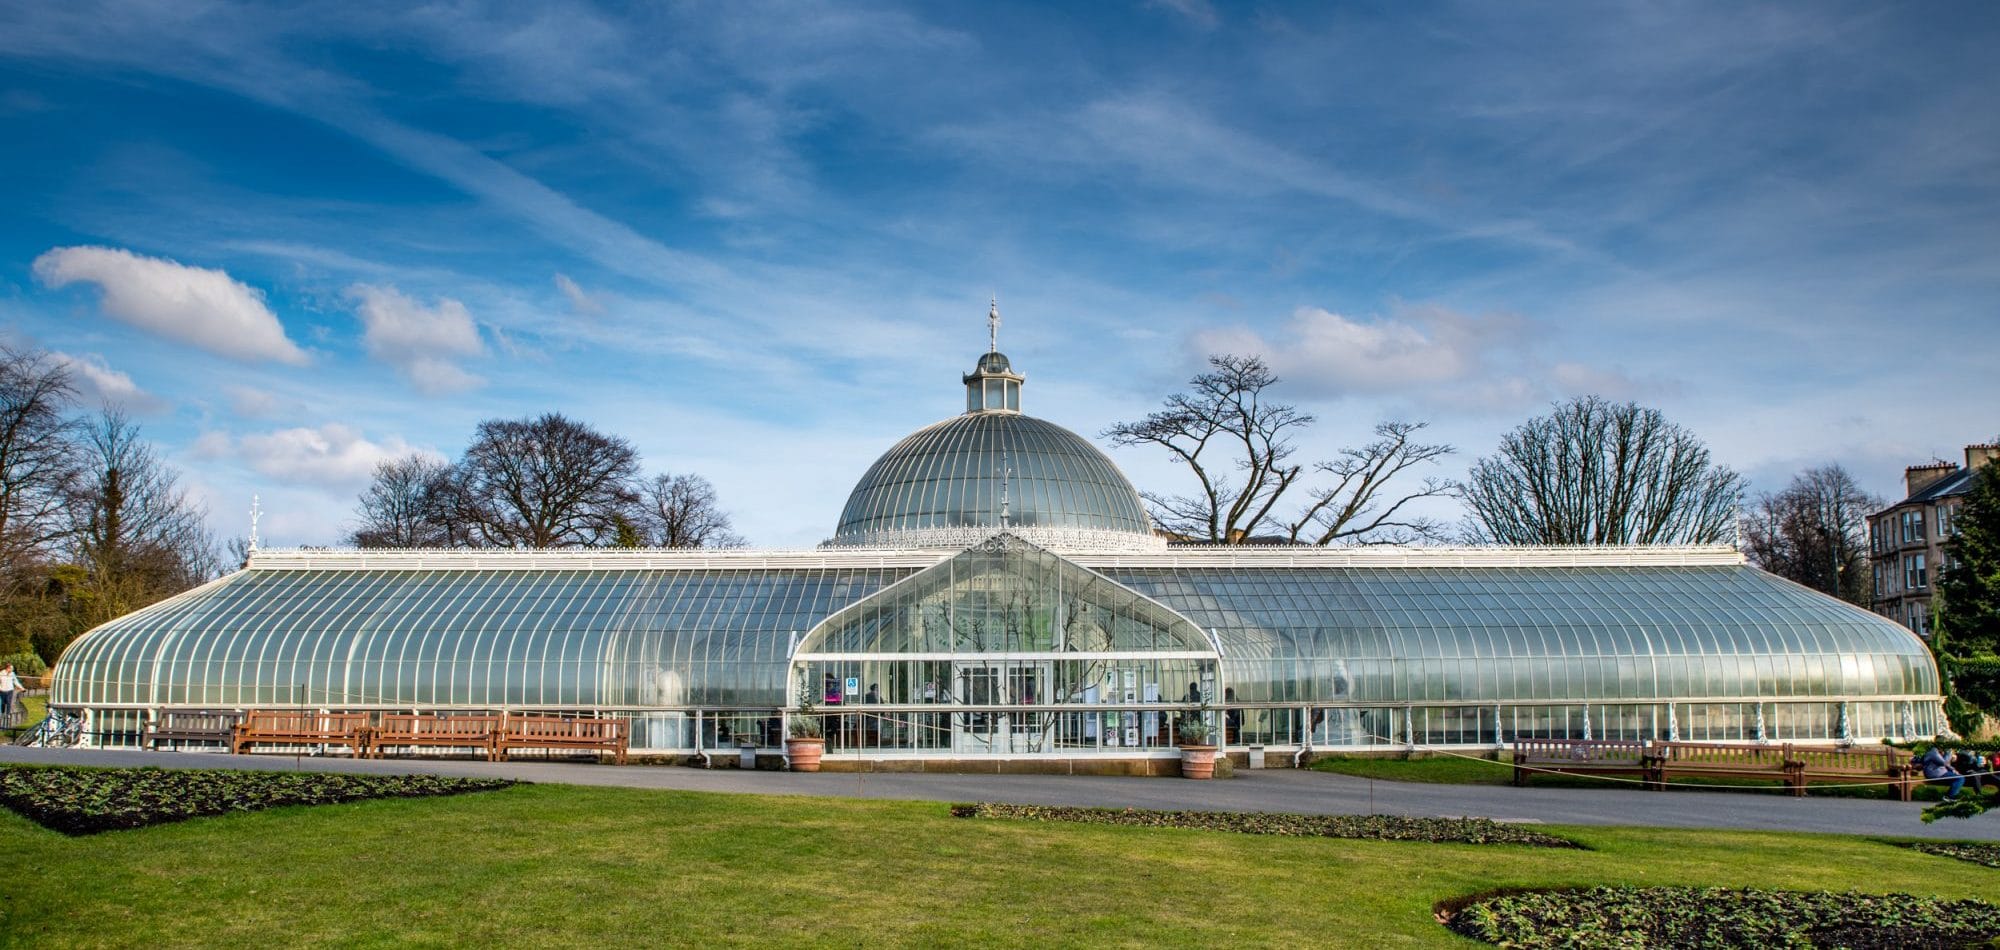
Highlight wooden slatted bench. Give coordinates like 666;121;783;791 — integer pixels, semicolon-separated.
497;715;628;765
1513;738;1657;786
1652;741;1794;791
232;710;371;757
370;714;501;760
144;708;243;750
1785;745;1916;800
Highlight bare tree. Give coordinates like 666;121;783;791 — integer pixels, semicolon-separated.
0;345;80;584
62;410;218;640
1740;465;1881;604
636;472;744;548
349;454;458;548
453;412;641;548
1460;396;1745;545
1105;355;1453;544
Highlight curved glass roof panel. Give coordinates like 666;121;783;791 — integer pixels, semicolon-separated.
1105;564;1939;706
52;551;1937;715
54;566;915;710
833;413;1152;540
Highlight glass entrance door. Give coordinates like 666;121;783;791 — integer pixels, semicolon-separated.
953;661;1048;753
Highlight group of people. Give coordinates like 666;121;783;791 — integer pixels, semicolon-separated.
1920;741;1996;802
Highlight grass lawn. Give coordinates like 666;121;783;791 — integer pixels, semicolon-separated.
1;692;47;739
3;779;1996;948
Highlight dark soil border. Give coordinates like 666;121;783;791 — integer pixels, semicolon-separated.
1437;885;2000;949
0;764;518;835
950;802;1581;848
1901;840;2000;870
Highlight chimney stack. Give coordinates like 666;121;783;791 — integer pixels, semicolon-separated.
1906;461;1958;496
1967;443;2000;473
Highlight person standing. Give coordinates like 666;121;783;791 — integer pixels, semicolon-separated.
0;664;19;724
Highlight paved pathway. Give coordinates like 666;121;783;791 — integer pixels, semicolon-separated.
4;745;1996;841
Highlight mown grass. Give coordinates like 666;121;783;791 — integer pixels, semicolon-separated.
2;777;1996;948
1;693;48;740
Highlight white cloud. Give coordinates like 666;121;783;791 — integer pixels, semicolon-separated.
32;245;308;365
1195;305;1526;395
348;283;485;393
225;385;279;418
554;272;602;314
1192;305;1678;411
49;350;169;413
224;423;439;489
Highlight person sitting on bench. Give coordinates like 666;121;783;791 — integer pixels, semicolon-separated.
1922;744;1965;802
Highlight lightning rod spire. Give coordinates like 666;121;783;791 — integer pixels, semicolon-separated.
988;296;1000;353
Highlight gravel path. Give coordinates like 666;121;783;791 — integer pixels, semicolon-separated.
4;745;1995;841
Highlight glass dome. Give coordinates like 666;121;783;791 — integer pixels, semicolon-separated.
832;412;1155;542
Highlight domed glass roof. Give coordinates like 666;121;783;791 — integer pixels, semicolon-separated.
832;413;1154;542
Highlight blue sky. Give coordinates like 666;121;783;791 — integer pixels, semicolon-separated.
2;1;1995;548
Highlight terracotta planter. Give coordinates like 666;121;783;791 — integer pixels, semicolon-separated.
1180;744;1219;780
786;736;825;772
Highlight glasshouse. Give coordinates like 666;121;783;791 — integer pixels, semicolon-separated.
48;331;1944;763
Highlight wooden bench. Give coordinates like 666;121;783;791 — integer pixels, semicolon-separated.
1652;741;1794;791
232;710;371;757
143;708;242;750
497;715;628;765
370;714;501;760
1784;745;1916;800
1513;738;1657;786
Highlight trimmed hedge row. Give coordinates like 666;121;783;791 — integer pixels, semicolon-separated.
1443;886;2000;949
949;802;1580;848
1908;841;2000;869
0;765;516;835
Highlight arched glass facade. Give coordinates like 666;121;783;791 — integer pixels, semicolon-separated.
41;342;1946;756
51;537;1942;752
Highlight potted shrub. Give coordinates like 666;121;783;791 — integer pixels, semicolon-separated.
1177;706;1219;780
785;684;826;772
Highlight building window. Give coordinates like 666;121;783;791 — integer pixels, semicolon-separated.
1905;553;1928;590
1901;510;1924;543
1907;603;1929;636
1872;564;1884;598
1939;503;1958;537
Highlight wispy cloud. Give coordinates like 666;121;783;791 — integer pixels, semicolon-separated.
553;273;601;314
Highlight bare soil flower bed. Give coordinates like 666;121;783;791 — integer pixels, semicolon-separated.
1441;885;2000;949
949;802;1580;848
0;765;516;835
1906;841;2000;869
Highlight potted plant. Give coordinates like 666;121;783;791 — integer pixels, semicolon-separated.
785;682;826;772
1177;704;1219;780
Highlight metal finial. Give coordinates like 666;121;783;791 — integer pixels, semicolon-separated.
248;494;262;553
998;450;1012;527
988;296;1000;353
